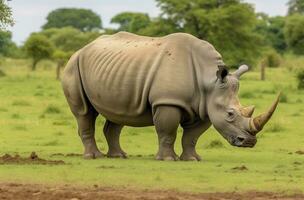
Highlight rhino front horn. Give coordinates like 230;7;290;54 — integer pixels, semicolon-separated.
249;93;281;135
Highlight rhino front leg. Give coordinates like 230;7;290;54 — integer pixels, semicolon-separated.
103;120;127;158
180;120;211;161
153;106;182;161
76;109;105;159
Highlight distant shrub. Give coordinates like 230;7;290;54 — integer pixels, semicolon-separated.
263;50;282;68
206;140;224;149
0;69;6;77
297;69;304;90
265;121;285;132
44;105;61;114
279;92;288;103
283;54;304;72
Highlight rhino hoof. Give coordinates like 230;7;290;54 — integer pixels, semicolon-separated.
180;153;202;161
83;151;105;159
107;151;128;159
156;154;179;161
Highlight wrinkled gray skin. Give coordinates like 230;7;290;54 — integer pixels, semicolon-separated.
62;32;279;161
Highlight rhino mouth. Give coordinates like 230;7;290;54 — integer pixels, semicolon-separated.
229;134;257;148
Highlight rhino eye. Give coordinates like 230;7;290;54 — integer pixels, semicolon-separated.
226;109;236;122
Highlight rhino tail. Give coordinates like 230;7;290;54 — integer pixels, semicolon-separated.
61;51;89;116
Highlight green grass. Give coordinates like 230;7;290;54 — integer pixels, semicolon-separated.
0;58;303;193
43;104;62;114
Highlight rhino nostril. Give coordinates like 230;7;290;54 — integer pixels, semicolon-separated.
236;136;245;143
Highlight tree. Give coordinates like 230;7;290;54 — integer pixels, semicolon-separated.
0;30;22;58
284;14;304;55
42;8;102;32
155;0;262;67
111;12;151;33
0;0;13;29
24;34;54;71
297;69;304;89
52;50;70;80
287;0;304;15
255;14;287;53
139;18;178;36
0;30;12;55
260;49;282;81
40;27;100;78
41;27;100;52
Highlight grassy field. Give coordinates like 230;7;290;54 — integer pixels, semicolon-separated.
0;58;303;194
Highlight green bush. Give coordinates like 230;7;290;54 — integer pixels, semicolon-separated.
0;69;5;77
23;33;54;71
297;69;304;90
263;50;282;68
265;121;285;132
284;14;304;55
279;92;288;103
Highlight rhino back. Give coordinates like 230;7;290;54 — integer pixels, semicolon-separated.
77;32;219;125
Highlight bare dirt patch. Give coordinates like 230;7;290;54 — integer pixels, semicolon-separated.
66;153;82;157
0;183;303;200
231;165;248;171
295;150;304;155
50;153;82;157
0;152;65;165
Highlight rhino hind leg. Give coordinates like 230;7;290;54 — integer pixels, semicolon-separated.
76;108;105;159
153;106;182;161
180;120;211;161
103;120;127;158
62;55;104;159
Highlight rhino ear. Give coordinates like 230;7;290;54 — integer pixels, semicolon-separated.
216;65;229;82
233;64;249;79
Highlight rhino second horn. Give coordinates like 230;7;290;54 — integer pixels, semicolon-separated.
233;65;249;79
240;105;255;118
249;93;281;135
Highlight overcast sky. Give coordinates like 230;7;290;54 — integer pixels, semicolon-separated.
7;0;289;45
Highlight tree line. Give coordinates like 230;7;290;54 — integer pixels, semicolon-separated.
1;0;304;80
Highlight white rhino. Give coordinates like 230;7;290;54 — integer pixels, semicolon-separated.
62;32;279;161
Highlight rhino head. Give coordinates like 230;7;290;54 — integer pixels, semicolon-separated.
206;64;280;147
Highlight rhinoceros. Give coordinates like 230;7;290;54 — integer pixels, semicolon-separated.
62;32;279;161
